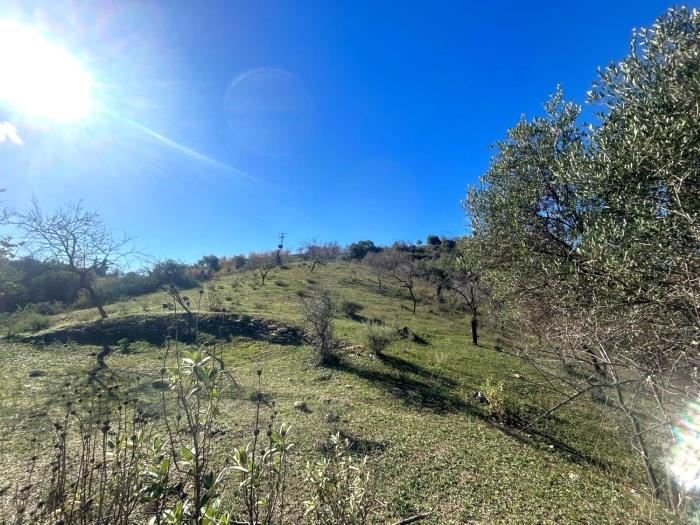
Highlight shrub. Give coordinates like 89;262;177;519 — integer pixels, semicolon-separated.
150;259;197;289
347;240;379;261
6;344;293;525
480;378;525;426
304;433;378;524
362;324;394;355
300;286;335;365
206;283;223;311
0;305;51;335
12;311;50;333
341;300;363;319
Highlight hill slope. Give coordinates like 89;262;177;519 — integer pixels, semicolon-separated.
0;261;675;523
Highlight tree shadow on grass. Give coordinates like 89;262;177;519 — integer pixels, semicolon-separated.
330;354;617;474
330;357;474;415
377;352;457;389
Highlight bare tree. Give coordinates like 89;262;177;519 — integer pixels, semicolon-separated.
447;238;484;346
384;248;422;314
362;250;389;289
0;189;18;259
301;240;340;272
9;199;133;319
247;251;278;286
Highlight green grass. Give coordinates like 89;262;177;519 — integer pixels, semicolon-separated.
0;261;677;523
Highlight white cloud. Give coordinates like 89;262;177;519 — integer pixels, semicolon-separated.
0;121;23;145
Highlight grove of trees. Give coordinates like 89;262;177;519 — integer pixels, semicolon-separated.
464;7;699;510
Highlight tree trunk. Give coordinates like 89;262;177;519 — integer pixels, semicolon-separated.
82;275;107;319
471;316;478;346
310;261;317;272
408;287;417;314
613;377;665;503
435;283;443;304
584;346;606;378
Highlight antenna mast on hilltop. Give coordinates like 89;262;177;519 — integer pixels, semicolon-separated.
277;232;286;250
276;232;287;265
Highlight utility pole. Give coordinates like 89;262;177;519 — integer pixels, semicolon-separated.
276;232;286;265
277;232;286;250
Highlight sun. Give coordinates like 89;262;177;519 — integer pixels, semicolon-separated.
0;20;95;123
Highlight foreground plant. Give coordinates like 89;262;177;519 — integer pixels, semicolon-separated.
304;433;377;525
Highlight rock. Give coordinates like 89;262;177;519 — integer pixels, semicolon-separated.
28;370;46;378
294;401;310;412
474;390;488;403
324;412;340;423
397;326;415;340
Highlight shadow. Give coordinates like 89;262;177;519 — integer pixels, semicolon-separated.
498;424;613;471
330;354;619;475
377;353;457;389
23;313;303;347
330;357;471;414
334;428;388;455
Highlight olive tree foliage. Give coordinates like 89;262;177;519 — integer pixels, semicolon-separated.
8;199;134;319
247;250;278;285
465;7;699;510
197;254;220;274
302;240;340;272
347;240;379;261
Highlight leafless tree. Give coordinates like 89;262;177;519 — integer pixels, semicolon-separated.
247;251;278;286
8;199;133;319
362;250;389;289
301;240;340;272
447;239;484;346
384;248;422;314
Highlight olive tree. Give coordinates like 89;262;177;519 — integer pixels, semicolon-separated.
465;7;699;510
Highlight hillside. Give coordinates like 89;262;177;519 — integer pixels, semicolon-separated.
0;261;676;524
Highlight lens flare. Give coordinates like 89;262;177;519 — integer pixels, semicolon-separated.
668;401;700;491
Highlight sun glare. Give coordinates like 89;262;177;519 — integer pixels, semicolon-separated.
0;20;94;123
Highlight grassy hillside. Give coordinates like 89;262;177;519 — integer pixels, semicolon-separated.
0;261;676;523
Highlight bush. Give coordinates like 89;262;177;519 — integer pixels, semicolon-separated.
5;346;293;525
1;307;51;335
347;240;379;261
480;378;525;426
300;286;335;365
304;433;377;524
94;272;159;304
341;300;363;319
150;259;197;289
363;324;394;355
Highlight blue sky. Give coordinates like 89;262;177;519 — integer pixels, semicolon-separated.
0;0;680;263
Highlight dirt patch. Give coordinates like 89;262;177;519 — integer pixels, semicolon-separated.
22;313;303;346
